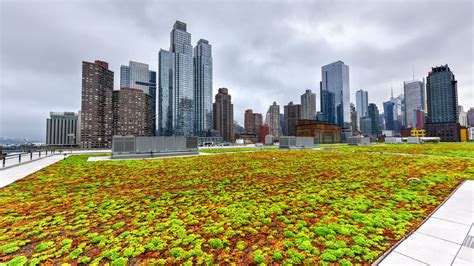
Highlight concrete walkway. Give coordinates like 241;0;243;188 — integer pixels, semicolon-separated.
0;155;65;188
380;181;474;265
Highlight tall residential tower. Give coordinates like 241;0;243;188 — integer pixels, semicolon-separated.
158;21;194;136
194;39;213;135
300;90;316;120
213;88;234;142
80;60;114;148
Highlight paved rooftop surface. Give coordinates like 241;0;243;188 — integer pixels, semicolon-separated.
0;150;111;188
0;154;64;188
380;180;474;265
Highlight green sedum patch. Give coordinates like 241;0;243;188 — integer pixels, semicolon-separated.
0;146;472;264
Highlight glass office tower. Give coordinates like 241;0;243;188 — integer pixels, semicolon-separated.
320;61;350;127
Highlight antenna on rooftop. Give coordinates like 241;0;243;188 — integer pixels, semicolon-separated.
412;64;415;80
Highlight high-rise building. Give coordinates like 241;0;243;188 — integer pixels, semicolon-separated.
194;39;213;135
158;49;173;136
300;90;316;120
350;103;359;131
158;21;194;136
355;89;368;118
120;61;157;134
213;88;234;142
467;108;474;127
46;112;80;146
120;62;156;129
321;61;350;127
426;65;458;123
403;79;425;128
360;117;372;136
383;101;396;131
80;60;114;148
279;114;285;137
244;110;263;135
254;113;263;136
414;109;425;129
265;101;281;140
244;109;254;133
283;101;301;136
112;88;153;136
458;105;467;127
259;125;270;143
425;65;460;142
368;103;380;136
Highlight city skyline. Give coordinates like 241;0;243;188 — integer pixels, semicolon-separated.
1;0;473;140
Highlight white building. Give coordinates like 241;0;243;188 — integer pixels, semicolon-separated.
356;89;368;118
46;112;80;146
301;89;316;120
404;79;425;128
459;105;468;127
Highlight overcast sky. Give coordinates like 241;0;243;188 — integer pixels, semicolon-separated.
1;0;473;141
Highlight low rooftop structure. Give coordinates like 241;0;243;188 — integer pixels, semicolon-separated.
112;135;198;159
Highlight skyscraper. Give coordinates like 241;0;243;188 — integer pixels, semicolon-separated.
244;109;263;135
244;109;254;133
194;39;213;135
265;101;281;140
426;65;458;123
425;65;460;142
355;89;368;118
467;108;474;127
403;79;425;128
213;88;234;142
300;90;316;120
458;105;467;127
254;113;263;136
80;60;114;148
321;61;350;127
120;61;157;134
112;88;153;137
158;21;194;136
350;103;359;131
368;103;380;136
383;101;396;131
284;101;301;136
158;49;172;136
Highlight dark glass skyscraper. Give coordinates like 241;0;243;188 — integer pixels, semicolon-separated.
320;61;350;127
383;101;396;131
425;65;460;142
426;65;458;124
368;103;380;136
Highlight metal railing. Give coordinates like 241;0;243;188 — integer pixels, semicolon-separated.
1;150;58;168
